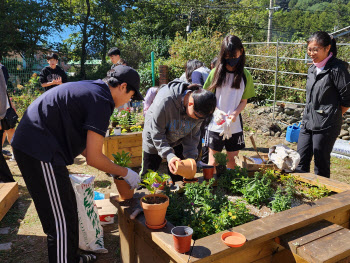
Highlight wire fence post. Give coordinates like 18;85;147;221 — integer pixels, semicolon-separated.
272;40;279;121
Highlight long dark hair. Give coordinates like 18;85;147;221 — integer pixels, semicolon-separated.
307;31;337;57
185;59;204;83
209;35;246;91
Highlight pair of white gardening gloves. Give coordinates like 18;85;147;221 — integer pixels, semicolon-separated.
213;109;232;140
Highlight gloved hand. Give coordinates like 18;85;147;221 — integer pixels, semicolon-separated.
124;168;141;189
219;121;232;140
213;109;227;125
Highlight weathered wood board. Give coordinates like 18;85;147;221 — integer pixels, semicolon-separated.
0;182;19;221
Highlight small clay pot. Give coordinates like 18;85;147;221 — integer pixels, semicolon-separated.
114;178;134;200
221;232;246;248
175;159;197;179
216;165;226;178
202;166;214;180
183;177;199;184
171;226;193;253
141;193;169;228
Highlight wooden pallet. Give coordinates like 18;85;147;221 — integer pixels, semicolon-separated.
103;132;142;167
0;182;19;221
112;174;350;263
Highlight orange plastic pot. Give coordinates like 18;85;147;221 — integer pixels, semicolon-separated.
141;194;169;228
202;166;214;180
171;226;193;253
114;178;134;200
175;158;197;179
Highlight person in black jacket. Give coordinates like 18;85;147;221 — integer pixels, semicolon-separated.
296;31;350;178
39;53;68;91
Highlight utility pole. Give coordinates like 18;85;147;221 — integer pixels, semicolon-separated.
186;8;195;34
266;0;280;43
177;8;199;35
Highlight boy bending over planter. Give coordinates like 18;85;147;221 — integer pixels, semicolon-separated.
141;81;216;182
11;65;143;263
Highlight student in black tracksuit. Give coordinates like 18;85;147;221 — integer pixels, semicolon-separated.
297;31;350;178
40;53;68;92
12;66;143;263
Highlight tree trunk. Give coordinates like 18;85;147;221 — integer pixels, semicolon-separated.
101;20;107;65
80;0;90;80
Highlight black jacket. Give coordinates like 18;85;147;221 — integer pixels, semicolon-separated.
302;57;350;131
39;66;68;91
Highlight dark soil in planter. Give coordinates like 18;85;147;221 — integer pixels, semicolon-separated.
142;196;168;204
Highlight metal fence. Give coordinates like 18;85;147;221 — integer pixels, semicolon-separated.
243;41;350;120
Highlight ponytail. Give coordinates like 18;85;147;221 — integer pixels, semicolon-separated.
330;34;337;57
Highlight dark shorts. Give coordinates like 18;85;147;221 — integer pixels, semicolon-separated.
208;131;245;152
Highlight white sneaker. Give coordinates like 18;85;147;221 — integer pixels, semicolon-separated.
9;155;15;162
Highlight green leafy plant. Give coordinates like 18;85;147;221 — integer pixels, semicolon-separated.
269;187;293;213
241;172;273;207
299;183;331;201
112;150;132;167
213;152;228;166
139;170;170;195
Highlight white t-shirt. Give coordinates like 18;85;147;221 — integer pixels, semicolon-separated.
208;72;245;134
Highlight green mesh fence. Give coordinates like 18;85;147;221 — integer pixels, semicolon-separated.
2;57;48;95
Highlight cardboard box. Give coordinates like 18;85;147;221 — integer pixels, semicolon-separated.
237;153;278;174
95;198;117;225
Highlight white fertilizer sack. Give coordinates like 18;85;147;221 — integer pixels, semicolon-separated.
69;174;108;253
332;139;350;157
268;144;300;173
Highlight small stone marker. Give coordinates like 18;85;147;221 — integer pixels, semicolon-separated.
0;242;12;251
0;227;10;235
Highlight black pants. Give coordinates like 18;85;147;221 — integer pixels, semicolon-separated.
140;144;184;182
0;129;14;183
296;126;340;178
13;148;79;263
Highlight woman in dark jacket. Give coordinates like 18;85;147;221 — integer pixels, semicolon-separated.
296;31;350;178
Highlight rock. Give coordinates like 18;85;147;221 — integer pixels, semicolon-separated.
285;104;298;110
345;118;350;124
284;108;294;116
0;227;10;235
270;131;275;136
276;106;284;113
268;113;274;119
281;132;286;138
261;125;269;133
342;136;350;140
257;108;265;115
263;131;270;136
275;131;282;137
290;117;300;124
0;243;12;251
275;115;282;121
293;110;301;118
342;124;350;130
339;130;349;137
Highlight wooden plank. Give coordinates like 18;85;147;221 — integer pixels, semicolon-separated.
293;173;350;193
251;248;297;263
0;182;19;221
298;228;350;263
276;220;343;254
188;190;350;262
118;138;142;148
325;210;350;226
119;146;143;157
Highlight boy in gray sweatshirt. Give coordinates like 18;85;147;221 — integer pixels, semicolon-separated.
141;80;216;182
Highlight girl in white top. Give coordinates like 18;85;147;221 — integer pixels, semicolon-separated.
203;35;255;169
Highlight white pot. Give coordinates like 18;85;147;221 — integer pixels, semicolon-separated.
114;127;121;136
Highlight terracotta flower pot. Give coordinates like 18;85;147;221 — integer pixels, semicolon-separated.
183;177;199;184
202;166;214;180
171;226;193;253
114;178;134;200
141;193;169;228
175;158;197;179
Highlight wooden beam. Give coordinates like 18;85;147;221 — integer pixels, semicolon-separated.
293;173;350;193
0;182;19;221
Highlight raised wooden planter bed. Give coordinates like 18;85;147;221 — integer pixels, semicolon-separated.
103;132;142;167
111;173;350;263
